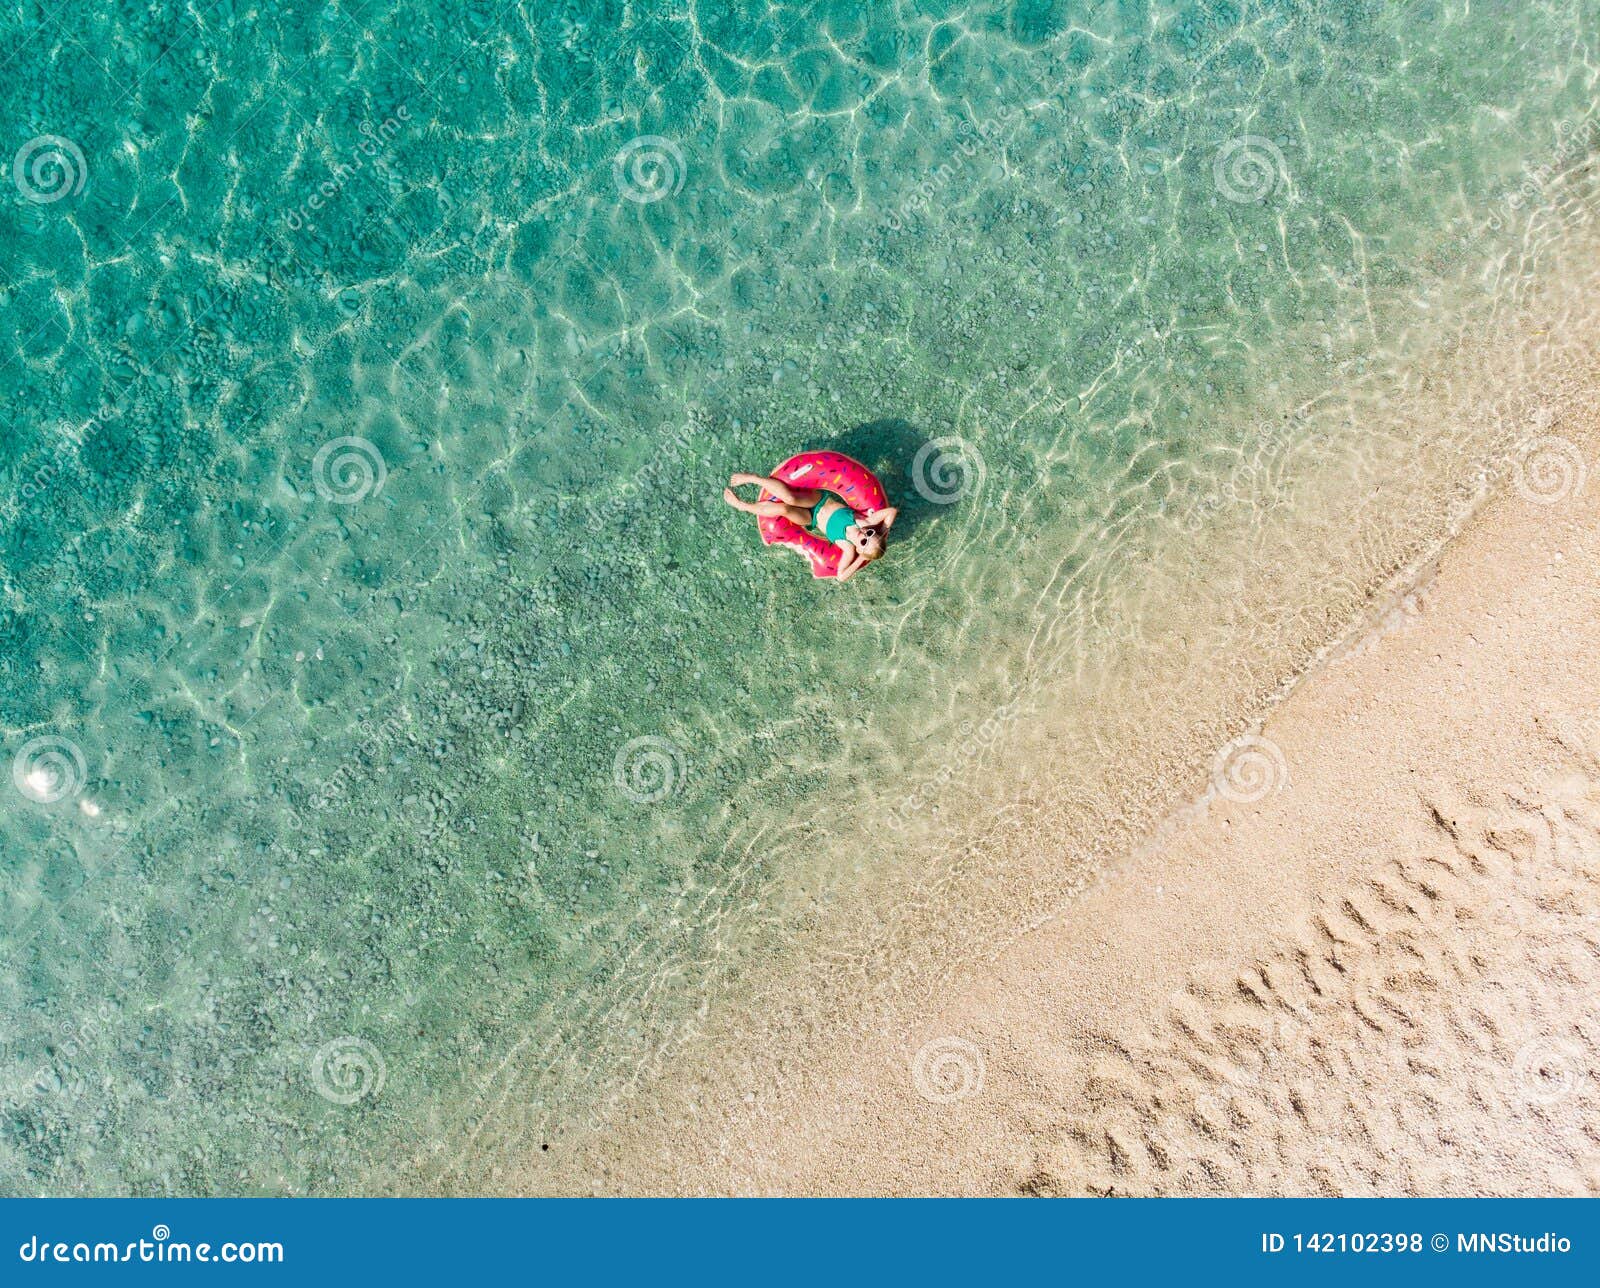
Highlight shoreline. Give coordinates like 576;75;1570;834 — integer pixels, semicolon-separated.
539;205;1600;1194
589;398;1600;1196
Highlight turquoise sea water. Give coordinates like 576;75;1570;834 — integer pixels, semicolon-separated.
3;1;1599;1193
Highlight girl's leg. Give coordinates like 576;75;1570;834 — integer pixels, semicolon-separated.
729;472;799;505
723;490;811;524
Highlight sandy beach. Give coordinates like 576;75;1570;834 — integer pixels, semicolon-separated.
569;395;1600;1196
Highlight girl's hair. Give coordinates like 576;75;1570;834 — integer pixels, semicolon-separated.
858;523;886;559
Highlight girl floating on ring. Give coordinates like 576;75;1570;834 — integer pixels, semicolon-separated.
723;451;898;581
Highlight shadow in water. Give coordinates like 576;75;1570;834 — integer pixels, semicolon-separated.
808;418;950;546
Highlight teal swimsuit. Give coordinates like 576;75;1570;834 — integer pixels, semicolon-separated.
811;495;858;543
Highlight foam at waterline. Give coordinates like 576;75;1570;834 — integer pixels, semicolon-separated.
538;183;1600;1194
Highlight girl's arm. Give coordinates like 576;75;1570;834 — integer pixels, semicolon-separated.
834;548;863;581
864;505;899;529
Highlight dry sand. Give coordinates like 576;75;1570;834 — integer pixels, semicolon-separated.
592;412;1600;1195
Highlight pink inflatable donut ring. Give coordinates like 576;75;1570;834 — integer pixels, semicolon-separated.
758;451;889;579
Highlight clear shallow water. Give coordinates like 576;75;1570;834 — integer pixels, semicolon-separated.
1;0;1598;1193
